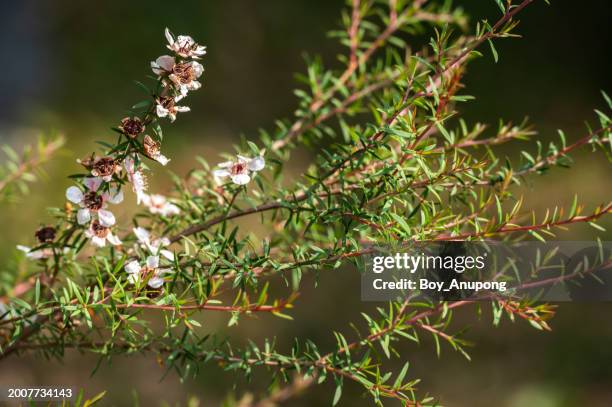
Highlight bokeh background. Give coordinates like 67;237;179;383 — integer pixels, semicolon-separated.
0;1;611;406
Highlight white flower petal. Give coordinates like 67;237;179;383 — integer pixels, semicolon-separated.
231;173;251;185
164;28;174;46
133;227;150;244
156;105;169;118
161;250;175;261
125;260;141;275
91;236;106;247
98;209;116;227
77;209;91;225
191;62;204;77
248;156;265;172
107;233;122;246
155;154;170;166
213;169;230;178
66;186;83;204
146;256;159;269
17;245;31;253
147;276;164;289
175;106;190;112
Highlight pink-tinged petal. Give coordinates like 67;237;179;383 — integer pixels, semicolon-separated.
247;156;265;172
164;28;174;46
133;227;150;244
107;233;122;246
77;209;91;225
156;55;175;72
91;236;106;247
66;186;83;204
98;209;116;227
124;260;141;275
84;177;103;192
231;173;251;185
146;256;160;269
147;276;164;289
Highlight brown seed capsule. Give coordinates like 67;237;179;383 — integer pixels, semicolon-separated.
35;226;56;243
119;117;145;138
91;157;117;179
143;135;161;159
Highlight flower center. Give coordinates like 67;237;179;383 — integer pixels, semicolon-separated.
172;63;195;84
231;162;247;175
91;220;109;238
84;191;104;210
35;226;56;243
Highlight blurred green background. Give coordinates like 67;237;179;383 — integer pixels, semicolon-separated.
0;1;611;406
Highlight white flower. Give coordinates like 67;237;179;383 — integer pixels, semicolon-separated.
133;227;174;261
125;255;171;289
141;194;181;216
213;154;266;185
165;28;207;59
155;95;190;122
124;156;148;204
84;220;122;248
65;177;123;226
143;135;170;166
151;55;203;97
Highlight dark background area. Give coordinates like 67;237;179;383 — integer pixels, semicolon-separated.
0;1;611;406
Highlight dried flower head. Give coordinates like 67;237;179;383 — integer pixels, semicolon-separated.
91;157;118;181
143;135;170;165
35;226;56;244
119;117;145;138
155;96;190;122
164;28;207;59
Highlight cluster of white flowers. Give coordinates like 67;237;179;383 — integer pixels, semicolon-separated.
17;29;267;294
53;29;205;248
